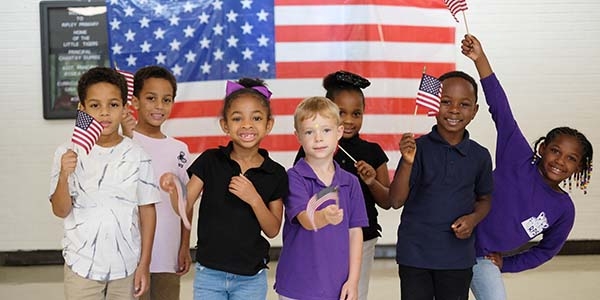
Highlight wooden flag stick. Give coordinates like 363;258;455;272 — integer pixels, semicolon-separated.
414;66;427;116
462;10;470;35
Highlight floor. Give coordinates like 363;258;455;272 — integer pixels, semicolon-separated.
1;255;599;299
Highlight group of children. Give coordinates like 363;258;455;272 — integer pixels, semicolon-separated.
50;35;594;300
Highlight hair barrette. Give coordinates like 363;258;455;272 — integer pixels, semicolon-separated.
334;71;371;89
225;81;272;100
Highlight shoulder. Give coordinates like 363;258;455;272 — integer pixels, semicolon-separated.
468;139;492;158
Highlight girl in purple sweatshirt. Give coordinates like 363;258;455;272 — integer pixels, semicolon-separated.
461;34;594;300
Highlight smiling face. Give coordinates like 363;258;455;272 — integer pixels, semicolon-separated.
332;89;364;139
296;112;343;162
132;77;175;133
80;82;126;146
538;134;584;191
435;77;479;144
219;95;273;150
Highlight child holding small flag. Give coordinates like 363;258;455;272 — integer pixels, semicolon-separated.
389;68;493;299
120;66;192;300
49;67;159;299
462;34;594;300
275;96;368;300
293;70;391;300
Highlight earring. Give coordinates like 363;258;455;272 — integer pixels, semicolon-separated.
531;153;539;165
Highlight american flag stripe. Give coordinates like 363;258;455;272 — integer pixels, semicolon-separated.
444;0;469;22
116;69;135;103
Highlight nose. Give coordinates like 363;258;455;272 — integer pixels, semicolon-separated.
314;130;324;142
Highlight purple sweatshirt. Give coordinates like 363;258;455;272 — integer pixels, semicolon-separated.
474;74;575;273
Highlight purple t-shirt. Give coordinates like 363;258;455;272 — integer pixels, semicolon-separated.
474;74;575;273
275;159;368;300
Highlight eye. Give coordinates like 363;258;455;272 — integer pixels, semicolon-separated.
111;102;122;108
146;96;156;102
339;111;346;117
163;97;173;103
352;111;362;118
568;155;579;162
304;130;313;136
460;102;472;108
253;116;263;121
231;116;241;122
89;103;99;108
440;100;451;106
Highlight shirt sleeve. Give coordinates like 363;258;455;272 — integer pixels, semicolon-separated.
370;143;389;170
475;148;494;197
137;150;160;206
49;144;69;200
481;74;532;168
502;206;575;272
270;165;289;202
176;143;191;186
284;168;311;220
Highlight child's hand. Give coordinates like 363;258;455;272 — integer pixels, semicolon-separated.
321;204;343;226
133;263;150;297
461;34;484;62
355;160;376;185
176;245;192;276
159;172;177;193
451;214;476;239
229;173;261;207
60;149;78;177
340;280;358;300
486;252;503;269
399;133;416;164
120;109;136;138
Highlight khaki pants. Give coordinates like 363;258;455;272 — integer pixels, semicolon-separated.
139;273;180;300
64;265;136;300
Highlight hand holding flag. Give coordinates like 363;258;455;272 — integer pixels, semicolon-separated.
306;186;340;231
71;110;103;154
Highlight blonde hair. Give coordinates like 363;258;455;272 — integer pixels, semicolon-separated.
294;96;340;131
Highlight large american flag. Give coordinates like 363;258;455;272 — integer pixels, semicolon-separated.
106;0;457;170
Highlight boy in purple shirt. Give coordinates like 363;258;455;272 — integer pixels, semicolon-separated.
462;35;594;300
275;96;369;300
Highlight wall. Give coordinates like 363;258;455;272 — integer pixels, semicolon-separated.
1;0;599;251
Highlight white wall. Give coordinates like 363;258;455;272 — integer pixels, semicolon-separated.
1;0;599;251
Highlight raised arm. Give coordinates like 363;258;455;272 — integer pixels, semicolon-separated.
389;133;416;209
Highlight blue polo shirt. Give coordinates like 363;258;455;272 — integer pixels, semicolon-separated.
395;125;493;269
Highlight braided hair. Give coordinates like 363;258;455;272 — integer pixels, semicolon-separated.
532;127;594;194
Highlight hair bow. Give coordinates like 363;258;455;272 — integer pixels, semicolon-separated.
225;81;272;100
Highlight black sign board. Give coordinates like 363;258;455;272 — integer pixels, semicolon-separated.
40;0;109;119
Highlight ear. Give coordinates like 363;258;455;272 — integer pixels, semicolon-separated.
131;95;140;110
537;141;546;157
219;118;229;134
473;103;479;116
266;117;274;134
336;124;344;141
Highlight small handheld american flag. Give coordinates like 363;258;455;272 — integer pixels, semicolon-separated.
444;0;468;23
306;185;339;232
71;110;103;154
116;69;134;103
416;73;442;116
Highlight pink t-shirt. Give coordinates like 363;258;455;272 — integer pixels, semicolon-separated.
133;131;191;273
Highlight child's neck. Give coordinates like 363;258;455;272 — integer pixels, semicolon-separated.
97;133;123;148
305;156;336;186
135;123;165;139
230;146;263;174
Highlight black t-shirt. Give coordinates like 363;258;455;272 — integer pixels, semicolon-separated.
188;142;288;275
294;134;388;240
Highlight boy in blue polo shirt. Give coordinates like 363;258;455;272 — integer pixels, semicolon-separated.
389;71;493;300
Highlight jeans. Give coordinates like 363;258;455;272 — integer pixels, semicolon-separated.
193;263;267;300
470;257;507;300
